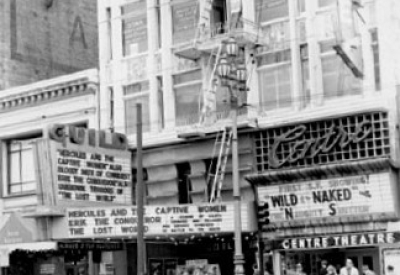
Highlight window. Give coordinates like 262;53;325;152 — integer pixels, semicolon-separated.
157;77;165;129
121;1;148;56
258;50;292;110
156;3;162;48
8;137;40;195
106;8;112;60
259;64;292;110
109;87;114;132
318;0;336;8
300;45;310;106
123;81;150;96
297;0;306;14
172;0;199;45
174;70;202;126
321;54;362;99
370;28;380;91
125;92;150;135
211;0;227;35
256;0;289;23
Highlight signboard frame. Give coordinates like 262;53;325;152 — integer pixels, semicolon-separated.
51;202;257;239
34;125;132;207
275;232;399;250
257;172;397;227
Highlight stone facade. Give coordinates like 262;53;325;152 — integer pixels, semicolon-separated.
0;0;98;90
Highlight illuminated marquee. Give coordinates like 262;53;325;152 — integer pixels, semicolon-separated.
257;172;395;225
51;203;256;239
38;125;132;204
254;112;390;171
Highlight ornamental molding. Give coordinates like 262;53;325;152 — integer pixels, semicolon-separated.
0;78;97;113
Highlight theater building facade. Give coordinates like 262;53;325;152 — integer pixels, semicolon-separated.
0;69;100;275
247;109;400;275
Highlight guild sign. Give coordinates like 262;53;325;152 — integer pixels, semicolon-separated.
36;124;132;204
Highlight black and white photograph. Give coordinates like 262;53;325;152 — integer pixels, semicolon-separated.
0;1;398;275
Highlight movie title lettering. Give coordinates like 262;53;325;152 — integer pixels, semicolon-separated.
53;143;131;203
60;203;253;238
257;173;395;225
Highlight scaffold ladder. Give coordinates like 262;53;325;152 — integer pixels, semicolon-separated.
199;42;223;125
208;127;233;203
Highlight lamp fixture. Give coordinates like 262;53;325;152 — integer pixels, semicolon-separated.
226;37;239;57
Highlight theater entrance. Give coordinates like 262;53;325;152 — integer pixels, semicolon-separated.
346;249;379;275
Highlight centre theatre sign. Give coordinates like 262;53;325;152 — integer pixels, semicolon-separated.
254;111;390;171
277;232;398;250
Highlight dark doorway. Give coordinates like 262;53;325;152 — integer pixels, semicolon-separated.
176;162;192;204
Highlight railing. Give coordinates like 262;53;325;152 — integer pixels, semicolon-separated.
175;107;249;129
172;18;263;53
196;18;262;43
176;113;201;127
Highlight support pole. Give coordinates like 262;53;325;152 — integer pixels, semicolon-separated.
231;96;245;275
136;103;145;275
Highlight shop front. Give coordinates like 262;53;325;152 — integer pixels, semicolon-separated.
251;170;400;275
10;124;134;275
0;212;58;275
246;111;400;275
273;232;398;275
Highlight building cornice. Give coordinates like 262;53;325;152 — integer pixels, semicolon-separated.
0;69;98;113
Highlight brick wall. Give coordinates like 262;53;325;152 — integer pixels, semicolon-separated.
0;0;98;90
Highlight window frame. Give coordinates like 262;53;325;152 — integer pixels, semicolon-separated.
317;0;337;10
174;82;202;127
255;0;290;24
297;0;306;16
124;85;151;135
106;7;113;61
3;135;41;197
300;44;311;107
257;61;293;111
121;2;149;57
171;0;199;46
173;69;203;127
320;49;362;99
370;28;380;91
256;44;293;112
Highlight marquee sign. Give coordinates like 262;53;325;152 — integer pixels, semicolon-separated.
257;172;395;224
35;125;132;205
254;111;390;171
51;202;256;239
276;232;398;250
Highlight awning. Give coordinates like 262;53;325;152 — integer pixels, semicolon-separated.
0;241;57;267
246;158;397;186
23;206;65;218
0;241;57;251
